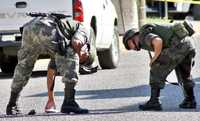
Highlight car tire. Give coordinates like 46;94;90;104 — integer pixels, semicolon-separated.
0;56;17;73
98;27;120;69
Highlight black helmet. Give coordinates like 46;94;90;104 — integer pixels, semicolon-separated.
123;28;139;50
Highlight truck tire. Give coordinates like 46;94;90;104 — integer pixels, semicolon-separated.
98;27;119;69
0;56;17;73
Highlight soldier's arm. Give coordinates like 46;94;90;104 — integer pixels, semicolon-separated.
150;37;163;65
71;38;89;63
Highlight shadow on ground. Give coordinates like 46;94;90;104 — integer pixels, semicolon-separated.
0;71;47;79
25;77;200;113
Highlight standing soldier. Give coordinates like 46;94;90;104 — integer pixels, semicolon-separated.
123;21;197;110
6;13;92;115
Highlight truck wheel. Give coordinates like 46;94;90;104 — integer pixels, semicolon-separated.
192;5;200;20
0;56;17;73
98;27;120;69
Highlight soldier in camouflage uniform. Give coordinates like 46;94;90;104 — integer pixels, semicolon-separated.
45;29;97;113
123;22;196;111
6;15;91;115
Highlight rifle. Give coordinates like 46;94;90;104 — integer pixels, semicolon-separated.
27;12;73;40
27;12;73;56
27;12;71;19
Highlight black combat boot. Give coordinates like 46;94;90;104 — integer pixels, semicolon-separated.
61;83;89;114
139;87;162;111
179;87;196;109
6;91;21;115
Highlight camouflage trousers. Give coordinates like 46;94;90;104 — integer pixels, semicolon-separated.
150;36;195;89
11;23;79;93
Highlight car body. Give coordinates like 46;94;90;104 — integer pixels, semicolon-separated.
146;0;200;20
0;0;120;73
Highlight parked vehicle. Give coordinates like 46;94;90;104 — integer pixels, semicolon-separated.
146;0;200;20
0;0;119;73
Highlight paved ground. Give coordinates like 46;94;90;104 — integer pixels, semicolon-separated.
0;33;199;121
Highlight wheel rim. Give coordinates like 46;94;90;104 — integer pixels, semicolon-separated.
111;30;119;64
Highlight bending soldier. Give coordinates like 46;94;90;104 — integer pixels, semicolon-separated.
123;21;196;110
6;14;91;115
45;34;97;113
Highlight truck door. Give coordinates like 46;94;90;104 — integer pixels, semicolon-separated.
0;0;73;35
99;0;114;49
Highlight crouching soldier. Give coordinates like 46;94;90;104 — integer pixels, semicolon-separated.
123;21;197;110
6;13;94;115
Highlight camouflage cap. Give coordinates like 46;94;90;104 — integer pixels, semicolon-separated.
123;28;139;50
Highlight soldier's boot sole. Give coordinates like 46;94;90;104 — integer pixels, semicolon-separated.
139;103;162;111
6;105;21;115
61;106;89;114
179;101;196;109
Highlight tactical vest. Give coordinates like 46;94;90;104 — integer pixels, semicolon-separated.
139;21;194;50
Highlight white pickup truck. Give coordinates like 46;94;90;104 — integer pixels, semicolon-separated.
0;0;119;73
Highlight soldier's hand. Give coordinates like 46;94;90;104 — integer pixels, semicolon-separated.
149;59;153;67
149;58;156;67
79;50;89;63
71;38;89;63
71;39;83;53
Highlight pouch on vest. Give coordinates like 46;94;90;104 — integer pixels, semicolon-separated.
172;23;189;39
53;20;76;56
52;30;68;56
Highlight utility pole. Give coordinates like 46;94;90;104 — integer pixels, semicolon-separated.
164;0;168;19
138;0;146;28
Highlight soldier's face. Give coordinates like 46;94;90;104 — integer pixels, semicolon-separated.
128;36;140;51
128;39;136;50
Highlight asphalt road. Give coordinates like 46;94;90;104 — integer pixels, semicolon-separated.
0;33;200;121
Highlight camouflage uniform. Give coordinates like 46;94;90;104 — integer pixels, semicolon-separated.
138;23;196;110
48;28;98;75
139;33;195;89
11;17;86;93
7;16;89;115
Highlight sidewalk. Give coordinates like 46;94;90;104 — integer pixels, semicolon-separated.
192;21;200;32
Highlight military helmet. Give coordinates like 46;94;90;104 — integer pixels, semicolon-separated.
183;20;195;36
123;28;139;50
